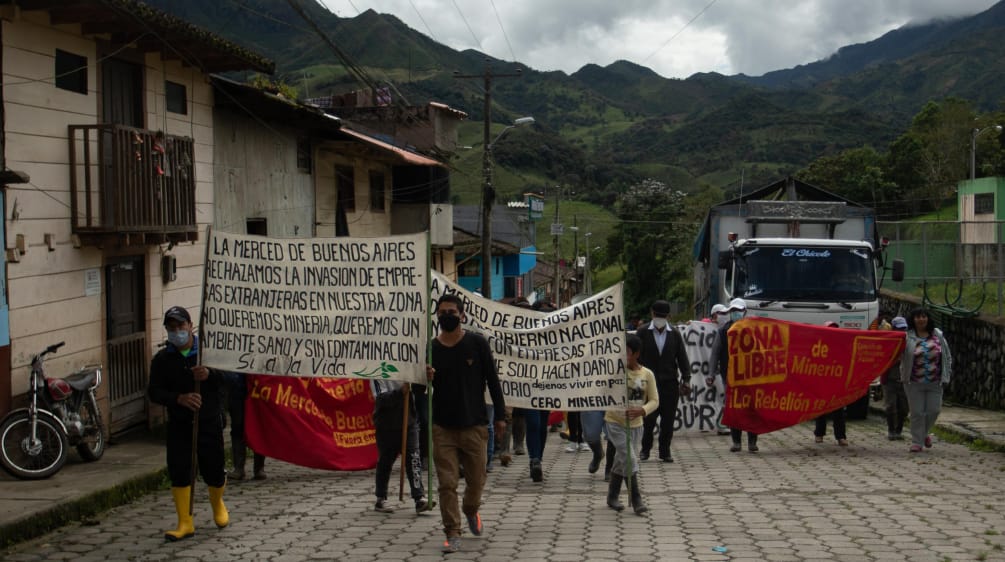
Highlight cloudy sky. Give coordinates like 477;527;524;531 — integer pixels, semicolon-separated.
319;0;998;78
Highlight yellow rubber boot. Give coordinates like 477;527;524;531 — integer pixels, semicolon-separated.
165;487;195;541
208;482;229;529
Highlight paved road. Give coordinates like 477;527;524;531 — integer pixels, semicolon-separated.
3;417;1004;562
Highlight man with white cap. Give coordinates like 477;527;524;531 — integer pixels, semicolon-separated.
707;298;761;452
709;303;729;327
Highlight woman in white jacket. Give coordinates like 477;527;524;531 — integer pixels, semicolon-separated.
900;307;952;453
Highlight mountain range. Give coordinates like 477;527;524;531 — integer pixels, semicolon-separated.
146;0;1005;205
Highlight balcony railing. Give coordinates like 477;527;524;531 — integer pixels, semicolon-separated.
68;124;197;246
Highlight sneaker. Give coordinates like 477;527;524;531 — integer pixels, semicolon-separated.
499;453;512;467
442;537;461;553
838;439;849;447
748;444;759;453
579;442;591;452
814;435;823;443
565;443;578;453
466;513;483;536
924;434;933;448
414;496;429;514
485;462;494;473
887;432;897;441
893;433;905;441
729;443;741;452
513;446;526;455
910;444;923;453
374;498;394;513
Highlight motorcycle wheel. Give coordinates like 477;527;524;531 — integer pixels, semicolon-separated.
0;412;69;479
75;395;106;461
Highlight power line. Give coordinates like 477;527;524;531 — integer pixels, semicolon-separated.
641;0;719;66
488;0;518;62
450;0;483;50
407;0;440;43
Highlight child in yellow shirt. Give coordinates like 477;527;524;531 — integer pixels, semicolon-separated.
604;333;659;514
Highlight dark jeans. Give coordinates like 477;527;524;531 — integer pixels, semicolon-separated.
373;393;423;500
522;409;550;461
566;412;582;443
166;416;225;487
814;407;847;440
883;381;908;434
641;377;680;457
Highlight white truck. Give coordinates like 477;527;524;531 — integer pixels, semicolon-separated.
693;178;903;416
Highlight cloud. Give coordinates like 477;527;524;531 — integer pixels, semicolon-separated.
320;0;998;78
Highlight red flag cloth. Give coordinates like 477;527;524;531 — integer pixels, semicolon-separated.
244;375;377;471
721;317;904;434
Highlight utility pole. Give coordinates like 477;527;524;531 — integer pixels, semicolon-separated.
455;61;522;298
552;186;562;305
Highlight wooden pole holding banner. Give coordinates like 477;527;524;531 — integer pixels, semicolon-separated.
189;226;213;515
623;332;634;510
398;383;410;501
425;230;436;510
189;380;199;515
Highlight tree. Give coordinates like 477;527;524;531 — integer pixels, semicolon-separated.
796;146;900;218
908;98;974;211
609;179;694;319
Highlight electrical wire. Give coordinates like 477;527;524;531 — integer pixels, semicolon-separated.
488;0;518;62
2;34;150;89
408;0;440;43
450;0;483;50
641;0;719;65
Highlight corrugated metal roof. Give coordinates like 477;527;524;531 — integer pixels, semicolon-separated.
339;128;444;167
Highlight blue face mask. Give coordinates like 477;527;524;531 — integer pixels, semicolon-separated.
730;311;744;322
168;330;190;348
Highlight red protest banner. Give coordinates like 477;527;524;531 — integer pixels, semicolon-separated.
721;317;904;434
244;375;377;471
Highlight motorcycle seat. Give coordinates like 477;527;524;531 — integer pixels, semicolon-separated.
62;367;100;390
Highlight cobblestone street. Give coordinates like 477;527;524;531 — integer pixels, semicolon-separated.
4;418;1004;562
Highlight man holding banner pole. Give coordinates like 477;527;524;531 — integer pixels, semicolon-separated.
427;294;507;554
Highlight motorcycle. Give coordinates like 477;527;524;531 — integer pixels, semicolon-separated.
0;342;105;479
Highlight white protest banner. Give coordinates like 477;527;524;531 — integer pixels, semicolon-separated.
201;230;428;384
431;271;626;410
675;321;725;433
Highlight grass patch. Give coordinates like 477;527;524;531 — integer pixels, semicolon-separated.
932;426;1005;453
0;469;168;549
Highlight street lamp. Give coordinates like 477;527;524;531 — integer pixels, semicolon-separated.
584;233;593;294
971;124;1003;180
481;116;535;298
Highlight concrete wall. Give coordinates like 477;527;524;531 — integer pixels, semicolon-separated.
881;290;1005;410
314;148;391;237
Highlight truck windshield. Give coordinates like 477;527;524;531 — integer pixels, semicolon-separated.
734;246;876;302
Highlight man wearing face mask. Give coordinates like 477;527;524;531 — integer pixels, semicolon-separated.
148;306;228;542
637;300;691;463
426;294;506;554
707;298;760;452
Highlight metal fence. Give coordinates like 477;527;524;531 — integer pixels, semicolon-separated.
878;220;1005;317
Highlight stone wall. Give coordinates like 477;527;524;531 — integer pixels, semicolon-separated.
880;290;1005;410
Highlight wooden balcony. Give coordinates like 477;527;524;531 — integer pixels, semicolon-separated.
68;124;197;247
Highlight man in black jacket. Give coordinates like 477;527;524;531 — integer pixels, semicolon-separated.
427;294;506;553
637;300;691;462
148;306;228;541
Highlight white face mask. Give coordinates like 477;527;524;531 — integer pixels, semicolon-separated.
651;317;668;330
715;315;728;326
